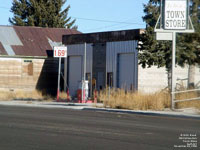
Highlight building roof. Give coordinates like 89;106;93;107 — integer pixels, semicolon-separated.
62;29;142;45
0;26;81;57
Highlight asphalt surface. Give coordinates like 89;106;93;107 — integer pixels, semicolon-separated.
0;105;199;150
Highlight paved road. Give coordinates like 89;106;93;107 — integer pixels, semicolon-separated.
0;105;199;150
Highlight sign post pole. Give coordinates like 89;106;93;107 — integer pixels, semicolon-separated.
171;31;176;109
64;57;68;93
81;43;87;103
54;46;67;102
57;57;61;102
155;0;194;110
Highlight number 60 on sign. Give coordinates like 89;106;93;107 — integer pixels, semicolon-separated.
54;46;67;58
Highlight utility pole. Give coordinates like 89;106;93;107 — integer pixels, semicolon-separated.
81;43;87;102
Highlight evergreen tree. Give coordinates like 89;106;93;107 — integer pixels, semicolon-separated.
177;0;200;88
177;0;200;66
138;0;171;69
9;0;77;29
138;0;200;88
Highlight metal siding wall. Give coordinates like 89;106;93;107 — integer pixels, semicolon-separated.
68;56;82;96
67;44;93;96
118;53;135;89
67;44;93;74
106;40;138;89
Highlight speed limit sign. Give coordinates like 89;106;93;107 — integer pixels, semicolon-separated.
54;46;67;102
54;46;67;58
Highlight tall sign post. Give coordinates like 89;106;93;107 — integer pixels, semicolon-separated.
155;0;194;109
81;43;87;103
54;46;67;102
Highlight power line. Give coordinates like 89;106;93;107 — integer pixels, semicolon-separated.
0;6;145;30
80;17;145;32
0;6;144;25
84;20;128;31
71;16;144;25
84;23;135;32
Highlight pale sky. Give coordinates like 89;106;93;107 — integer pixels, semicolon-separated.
0;0;149;33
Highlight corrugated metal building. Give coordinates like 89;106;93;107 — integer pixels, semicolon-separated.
0;25;80;94
63;29;141;97
63;29;200;96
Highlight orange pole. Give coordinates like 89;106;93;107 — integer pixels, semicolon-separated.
82;89;85;103
57;89;59;102
67;89;70;102
94;90;97;103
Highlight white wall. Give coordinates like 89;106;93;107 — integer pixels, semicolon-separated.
138;64;200;93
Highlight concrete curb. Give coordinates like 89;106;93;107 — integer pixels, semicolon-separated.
83;107;200;120
0;101;199;120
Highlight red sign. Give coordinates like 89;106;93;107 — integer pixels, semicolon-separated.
54;47;67;58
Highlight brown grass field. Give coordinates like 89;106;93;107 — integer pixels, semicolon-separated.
0;90;66;101
99;88;200;110
0;89;71;102
0;88;200;110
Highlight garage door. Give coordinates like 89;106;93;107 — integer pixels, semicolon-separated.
68;56;82;97
117;53;135;90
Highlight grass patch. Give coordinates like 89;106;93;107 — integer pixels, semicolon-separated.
0;91;15;101
0;90;53;101
0;90;71;102
59;92;71;101
176;91;200;109
99;88;200;110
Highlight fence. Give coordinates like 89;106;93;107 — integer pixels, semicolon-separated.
172;78;200;107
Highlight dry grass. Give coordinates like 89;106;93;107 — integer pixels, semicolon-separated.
0;90;72;101
99;88;200;110
59;92;71;101
176;92;200;109
0;91;15;101
176;100;200;109
0;90;53;101
15;90;43;100
99;89;171;111
0;88;199;110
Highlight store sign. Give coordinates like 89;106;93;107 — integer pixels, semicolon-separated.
54;46;67;58
164;0;187;30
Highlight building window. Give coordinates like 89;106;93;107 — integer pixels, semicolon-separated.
23;60;33;76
